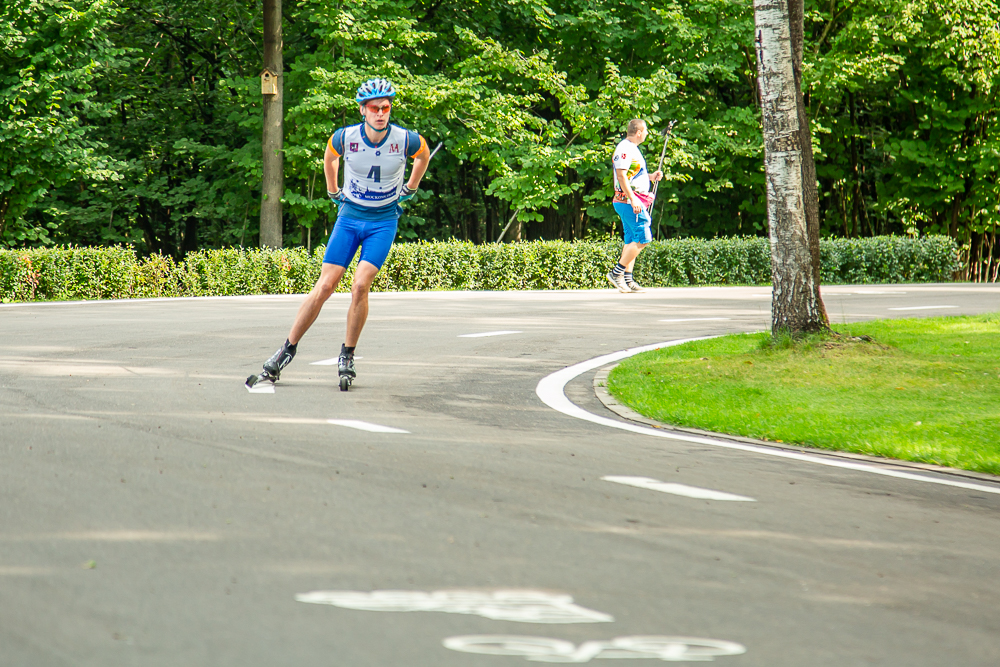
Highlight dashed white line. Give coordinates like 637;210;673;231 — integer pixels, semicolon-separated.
535;341;1000;497
658;318;731;323
888;306;958;311
826;291;908;295
459;330;522;338
327;419;409;433
602;476;756;501
311;357;362;365
245;383;275;394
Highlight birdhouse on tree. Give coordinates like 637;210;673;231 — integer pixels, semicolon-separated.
260;69;278;95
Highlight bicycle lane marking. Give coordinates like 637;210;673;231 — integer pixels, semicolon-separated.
296;589;748;661
535;339;1000;497
443;635;747;663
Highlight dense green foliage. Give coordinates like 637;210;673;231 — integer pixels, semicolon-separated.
1;0;997;279
0;235;958;302
607;314;1000;474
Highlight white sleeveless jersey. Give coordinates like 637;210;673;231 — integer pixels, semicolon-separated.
612;138;650;193
329;123;427;209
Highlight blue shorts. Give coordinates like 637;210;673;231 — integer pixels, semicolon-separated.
323;215;398;269
613;202;652;245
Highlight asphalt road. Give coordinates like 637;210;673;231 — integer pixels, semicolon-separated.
2;283;999;666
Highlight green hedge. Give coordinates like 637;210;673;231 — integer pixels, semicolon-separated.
0;236;960;303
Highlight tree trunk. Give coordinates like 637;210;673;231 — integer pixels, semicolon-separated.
259;0;283;248
788;0;828;325
0;194;9;238
848;91;861;237
754;0;826;335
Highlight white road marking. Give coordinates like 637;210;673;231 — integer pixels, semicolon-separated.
248;417;330;425
326;419;409;433
535;340;1000;496
245;383;275;394
888;305;958;311
602;475;755;502
443;635;747;662
825;291;908;295
295;590;613;624
658;318;731;323
310;356;362;365
459;330;522;338
0;530;219;542
244;417;406;431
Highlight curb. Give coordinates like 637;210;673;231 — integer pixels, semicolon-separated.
593;365;1000;486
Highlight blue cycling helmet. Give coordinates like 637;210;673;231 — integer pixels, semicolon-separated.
356;78;396;103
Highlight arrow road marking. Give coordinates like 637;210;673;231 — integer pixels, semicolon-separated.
326;419;409;433
602;476;756;502
296;590;613;624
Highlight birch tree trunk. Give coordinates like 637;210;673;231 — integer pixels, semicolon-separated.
754;0;826;335
788;0;829;326
259;0;283;248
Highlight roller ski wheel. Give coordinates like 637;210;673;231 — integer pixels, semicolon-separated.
245;370;277;389
246;340;297;389
338;346;356;392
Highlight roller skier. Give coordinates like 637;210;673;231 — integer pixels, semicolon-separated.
246;78;432;391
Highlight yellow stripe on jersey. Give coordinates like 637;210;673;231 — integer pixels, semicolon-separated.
327;136;341;158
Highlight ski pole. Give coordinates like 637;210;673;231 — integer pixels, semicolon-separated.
650;120;676;240
401;142;443;207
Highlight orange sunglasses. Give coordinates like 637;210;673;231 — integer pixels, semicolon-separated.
365;102;392;114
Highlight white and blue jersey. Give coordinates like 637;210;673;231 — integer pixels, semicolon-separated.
328;123;429;222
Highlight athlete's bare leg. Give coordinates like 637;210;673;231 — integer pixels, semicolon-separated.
345;260;380;347
618;241;648;273
288;263;347;345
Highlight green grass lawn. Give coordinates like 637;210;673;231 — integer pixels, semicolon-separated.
607;313;1000;475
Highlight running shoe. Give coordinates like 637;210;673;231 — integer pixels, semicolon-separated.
606;270;631;293
627;279;646;293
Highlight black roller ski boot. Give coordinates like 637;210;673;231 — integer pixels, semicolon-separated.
246;339;297;389
338;344;356;392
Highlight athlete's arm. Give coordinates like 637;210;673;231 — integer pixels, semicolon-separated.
324;145;341;194
406;150;431;190
402;132;432;191
616;168;642;214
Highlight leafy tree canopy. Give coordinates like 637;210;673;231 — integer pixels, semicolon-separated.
2;0;999;279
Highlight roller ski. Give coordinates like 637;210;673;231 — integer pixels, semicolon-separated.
338;345;356;391
246;340;297;389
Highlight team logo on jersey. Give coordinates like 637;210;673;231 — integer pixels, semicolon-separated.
389;143;400;153
349;142;359;152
